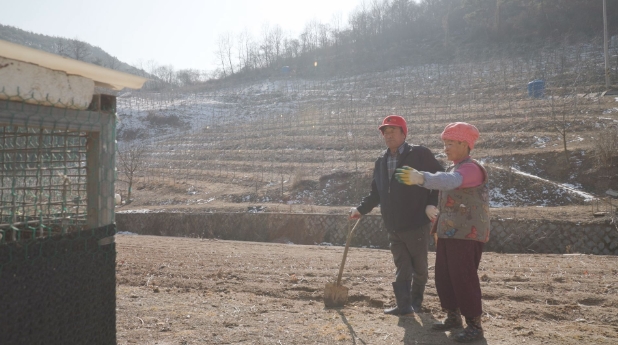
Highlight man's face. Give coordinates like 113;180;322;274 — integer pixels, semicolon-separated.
443;139;469;161
382;126;406;152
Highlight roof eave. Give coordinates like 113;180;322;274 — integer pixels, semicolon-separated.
0;39;148;90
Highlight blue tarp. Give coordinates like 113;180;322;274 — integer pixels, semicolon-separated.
527;80;545;98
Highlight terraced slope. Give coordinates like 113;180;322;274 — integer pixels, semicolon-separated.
115;62;618;213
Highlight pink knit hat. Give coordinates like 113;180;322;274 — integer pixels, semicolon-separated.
441;122;480;150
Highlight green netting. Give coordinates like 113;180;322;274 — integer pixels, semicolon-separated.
0;92;117;344
0;126;87;240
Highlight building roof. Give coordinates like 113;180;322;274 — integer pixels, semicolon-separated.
0;39;148;90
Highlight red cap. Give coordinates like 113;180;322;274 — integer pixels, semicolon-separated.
378;115;407;137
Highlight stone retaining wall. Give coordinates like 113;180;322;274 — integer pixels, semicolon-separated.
486;218;618;255
115;212;618;255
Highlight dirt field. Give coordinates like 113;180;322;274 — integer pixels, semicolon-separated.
115;234;618;345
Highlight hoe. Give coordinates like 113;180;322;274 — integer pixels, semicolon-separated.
323;218;361;308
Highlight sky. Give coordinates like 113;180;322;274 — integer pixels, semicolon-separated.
0;0;362;72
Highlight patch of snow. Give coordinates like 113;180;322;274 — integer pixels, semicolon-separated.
495;166;596;201
117;231;138;235
569;136;584;143
562;182;583;190
532;136;551;148
489;188;513;207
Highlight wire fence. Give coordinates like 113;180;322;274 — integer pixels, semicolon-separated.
115;42;616;203
0;126;88;242
0;88;118;342
0;93;116;244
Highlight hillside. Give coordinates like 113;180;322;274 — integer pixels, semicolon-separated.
114;44;618;221
0;24;145;76
209;0;618;81
4;16;614;220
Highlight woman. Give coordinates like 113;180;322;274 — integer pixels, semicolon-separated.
395;122;489;343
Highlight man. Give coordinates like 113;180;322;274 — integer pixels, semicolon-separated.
350;115;443;316
395;122;489;342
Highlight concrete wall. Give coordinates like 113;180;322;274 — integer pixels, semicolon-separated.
0;57;94;109
115;212;618;255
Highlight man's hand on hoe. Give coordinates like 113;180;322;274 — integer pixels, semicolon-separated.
349;208;362;220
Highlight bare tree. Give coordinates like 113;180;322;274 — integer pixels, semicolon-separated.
215;32;235;76
369;0;386;37
551;92;571;166
318;23;331;48
237;29;253;71
284;38;301;59
105;56;121;70
53;38;69;57
251;36;260;70
117;144;146;204
260;23;275;67
153;64;175;87
145;59;159;76
176;68;202;86
69;38;91;61
223;33;235;75
271;25;285;63
350;2;370;44
330;12;344;48
302;20;321;52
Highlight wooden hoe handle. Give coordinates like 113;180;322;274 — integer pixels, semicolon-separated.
335;218;362;286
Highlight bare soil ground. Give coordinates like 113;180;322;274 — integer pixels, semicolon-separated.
113;77;618;344
116;235;618;345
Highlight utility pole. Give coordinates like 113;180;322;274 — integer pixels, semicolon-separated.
603;0;611;88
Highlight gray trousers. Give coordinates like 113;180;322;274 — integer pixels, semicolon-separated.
388;223;430;288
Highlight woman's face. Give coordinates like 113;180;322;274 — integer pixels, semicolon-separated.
443;139;469;161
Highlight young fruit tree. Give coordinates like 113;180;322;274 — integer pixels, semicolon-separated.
117;144;146;204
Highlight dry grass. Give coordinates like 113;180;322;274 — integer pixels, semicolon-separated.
593;127;618;168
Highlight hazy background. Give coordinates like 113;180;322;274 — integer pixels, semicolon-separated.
0;0;361;71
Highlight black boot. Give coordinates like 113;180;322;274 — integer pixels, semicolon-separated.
410;284;425;313
384;281;414;316
453;315;484;342
432;308;463;330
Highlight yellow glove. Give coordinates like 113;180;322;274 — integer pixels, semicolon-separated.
395;166;425;185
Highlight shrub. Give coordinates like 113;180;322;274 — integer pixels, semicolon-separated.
593;127;618;168
145;111;185;128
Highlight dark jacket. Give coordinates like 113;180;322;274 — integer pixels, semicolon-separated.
357;142;443;232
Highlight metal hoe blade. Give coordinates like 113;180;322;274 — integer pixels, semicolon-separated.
323;218;361;308
323;282;349;308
